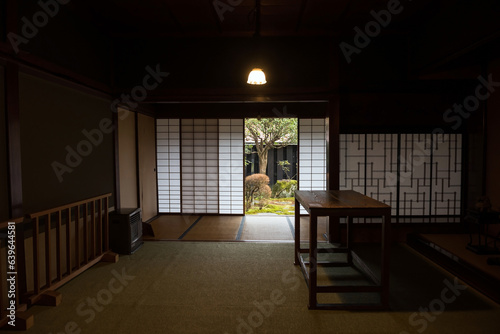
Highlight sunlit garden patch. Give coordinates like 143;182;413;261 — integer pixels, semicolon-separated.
246;198;295;215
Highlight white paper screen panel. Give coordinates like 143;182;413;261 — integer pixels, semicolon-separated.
181;119;219;214
339;134;366;194
339;133;462;218
156;119;181;213
298;119;327;214
219;119;244;214
432;134;462;215
399;134;432;216
339;134;398;216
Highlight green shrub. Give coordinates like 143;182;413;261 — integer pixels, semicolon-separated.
272;179;298;198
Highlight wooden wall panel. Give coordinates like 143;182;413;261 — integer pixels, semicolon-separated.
118;109;138;209
486;59;500;210
0;65;8;221
138;114;157;221
18;73;114;213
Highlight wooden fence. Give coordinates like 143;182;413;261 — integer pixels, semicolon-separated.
0;193;117;330
0;217;32;330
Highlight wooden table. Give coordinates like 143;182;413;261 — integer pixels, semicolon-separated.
294;190;391;310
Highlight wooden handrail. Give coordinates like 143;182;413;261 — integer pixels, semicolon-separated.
28;193;112;218
0;218;22;230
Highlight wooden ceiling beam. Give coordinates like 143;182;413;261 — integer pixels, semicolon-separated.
142;86;333;102
105;27;418;39
0;50;112;99
68;0;439;39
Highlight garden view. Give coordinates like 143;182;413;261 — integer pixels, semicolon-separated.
245;118;297;215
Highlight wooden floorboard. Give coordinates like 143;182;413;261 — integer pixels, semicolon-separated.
183;216;242;241
143;215;200;240
144;215;328;242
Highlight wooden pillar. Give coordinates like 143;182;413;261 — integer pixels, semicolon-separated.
325;37;341;243
5;0;19;49
5;63;23;218
112;110;121;209
326;96;340;242
326;97;340;191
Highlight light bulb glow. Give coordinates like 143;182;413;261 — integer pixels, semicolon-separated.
247;68;267;85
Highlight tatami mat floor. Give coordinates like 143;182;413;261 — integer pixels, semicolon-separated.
144;215;329;242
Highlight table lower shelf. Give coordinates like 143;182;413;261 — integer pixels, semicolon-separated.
295;246;388;310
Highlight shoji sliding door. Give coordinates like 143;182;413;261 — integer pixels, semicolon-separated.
219;119;244;214
157;119;244;215
298;119;327;191
339;133;462;218
157;119;181;213
181;119;219;214
298;119;327;213
432;134;462;215
340;134;399;215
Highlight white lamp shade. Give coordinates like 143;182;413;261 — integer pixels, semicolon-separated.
247;68;267;85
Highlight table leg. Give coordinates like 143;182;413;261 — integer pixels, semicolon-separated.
381;212;391;309
347;216;353;265
309;212;318;309
294;199;300;265
326;215;341;244
484;223;490;248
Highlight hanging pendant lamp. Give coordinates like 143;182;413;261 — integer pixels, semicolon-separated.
247;68;267;85
247;0;267;85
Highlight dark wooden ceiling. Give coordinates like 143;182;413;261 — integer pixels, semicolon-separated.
71;0;436;37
